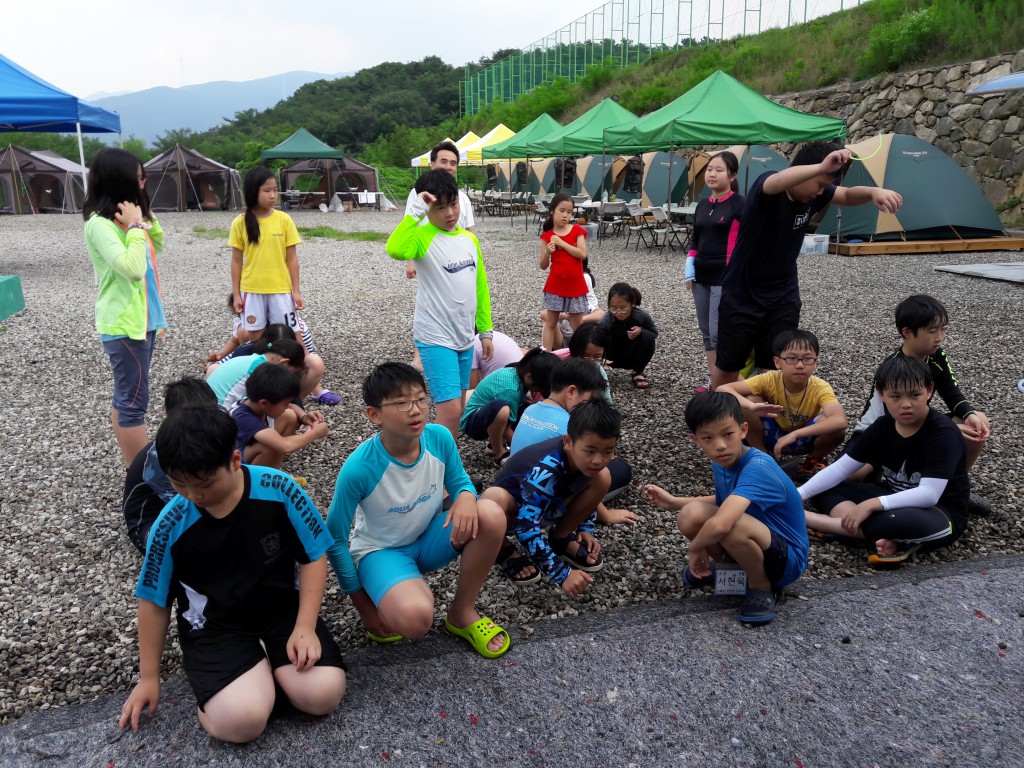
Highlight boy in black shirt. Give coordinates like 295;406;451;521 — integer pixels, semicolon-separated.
799;356;970;565
713;141;903;389
119;406;345;742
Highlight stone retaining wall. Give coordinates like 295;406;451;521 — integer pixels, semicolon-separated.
773;49;1024;224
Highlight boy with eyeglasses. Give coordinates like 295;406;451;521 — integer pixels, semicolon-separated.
324;363;510;658
718;329;847;482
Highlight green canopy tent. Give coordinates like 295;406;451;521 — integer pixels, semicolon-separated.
261;128;346;204
692;144;790;200
483;114;562;201
525;99;638;158
816;133;1004;243
603;70;846;206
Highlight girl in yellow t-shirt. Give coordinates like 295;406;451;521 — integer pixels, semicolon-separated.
229;166;303;342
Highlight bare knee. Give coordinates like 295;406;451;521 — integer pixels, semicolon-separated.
199;667;275;744
677;501;715;539
277;666;346;717
476;498;508;541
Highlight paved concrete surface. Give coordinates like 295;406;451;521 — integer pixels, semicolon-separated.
935;262;1024;283
2;554;1022;768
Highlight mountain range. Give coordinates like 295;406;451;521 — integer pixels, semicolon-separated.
91;71;350;143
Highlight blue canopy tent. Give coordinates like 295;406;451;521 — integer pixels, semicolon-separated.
0;53;121;191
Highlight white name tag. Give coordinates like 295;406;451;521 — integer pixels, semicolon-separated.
714;564;748;595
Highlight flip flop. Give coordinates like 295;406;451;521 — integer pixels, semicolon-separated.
867;543;921;566
367;631;403;644
444;616;511;659
551;533;605;573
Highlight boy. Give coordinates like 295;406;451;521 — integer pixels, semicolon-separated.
800;356;970;565
387;169;494;439
510;358;637;526
713;141;903;389
482;398;621;594
718;329;847;482
119;406;345;743
851;294;991;477
643;392;808;626
232;362;329;468
122;377;217;553
325;363;510;658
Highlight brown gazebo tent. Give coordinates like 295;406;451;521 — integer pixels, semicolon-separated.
0;145;86;213
144;144;242;212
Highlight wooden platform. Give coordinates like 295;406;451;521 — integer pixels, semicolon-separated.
829;237;1024;256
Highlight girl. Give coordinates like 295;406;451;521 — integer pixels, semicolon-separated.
461;348;559;466
205;337;307;414
597;283;659;389
539;193;589;352
230;166;303;343
685;151;744;392
84;148;166;466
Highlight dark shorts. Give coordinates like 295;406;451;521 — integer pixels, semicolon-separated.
102;331;156;427
715;295;801;373
763;530;801;589
462;399;512;440
181;613;345;710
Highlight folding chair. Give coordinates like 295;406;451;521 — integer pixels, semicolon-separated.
624;204;657;251
650;207;687;254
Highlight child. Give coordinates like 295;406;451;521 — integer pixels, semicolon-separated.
597;282;658;389
118;405;346;743
122;377;216;553
206;336;304;411
539;193;589;352
643;392;809;626
233;363;329;468
684;151;744;392
800;356;970;564
470;330;526;389
325;363;510;658
713;141;903;390
230;166;303;343
461;348;558;466
84;147;167;466
718;329;847;482
206;293;247;364
852;294;991;480
511;358;637;526
482;398;621;592
211;321;337;405
550;257;605;349
387;169;494;440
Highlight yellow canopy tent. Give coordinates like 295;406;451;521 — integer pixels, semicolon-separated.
409;132;479;168
459;124;516;166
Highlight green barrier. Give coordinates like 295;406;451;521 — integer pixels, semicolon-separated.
0;275;25;321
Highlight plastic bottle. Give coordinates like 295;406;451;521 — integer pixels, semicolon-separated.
601;188;608;203
684;193;690;207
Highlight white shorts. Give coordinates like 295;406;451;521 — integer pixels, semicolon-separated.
242;293;298;332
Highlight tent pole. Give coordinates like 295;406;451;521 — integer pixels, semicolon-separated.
744;148;751;194
77;123;88;194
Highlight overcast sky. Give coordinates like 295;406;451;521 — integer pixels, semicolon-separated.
3;0;599;98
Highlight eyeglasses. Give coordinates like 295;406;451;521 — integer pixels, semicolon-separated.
378;396;433;412
779;355;818;366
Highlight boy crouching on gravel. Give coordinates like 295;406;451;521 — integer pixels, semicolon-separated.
644;392;808;626
119;405;345;743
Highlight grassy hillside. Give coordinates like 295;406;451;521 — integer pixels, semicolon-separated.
362;0;1023;194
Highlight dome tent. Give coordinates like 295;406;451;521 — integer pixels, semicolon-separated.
144;145;242;212
816;133;1005;242
0;145;86;214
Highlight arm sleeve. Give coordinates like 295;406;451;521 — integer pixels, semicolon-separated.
513;467;572;585
879;477;948;511
283;213;302;248
282;479;333;563
439;428;477;499
798;453;864;501
684;255;696;282
385;214;428;262
474;238;493;334
929;351;974;419
726;219;741;260
325;462;364;594
228;215;247;250
87;217;148;281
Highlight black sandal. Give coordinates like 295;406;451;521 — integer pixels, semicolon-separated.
496;543;541;585
630;372;650;389
550;533;605;573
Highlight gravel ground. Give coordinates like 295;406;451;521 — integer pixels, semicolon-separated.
1;208;1022;725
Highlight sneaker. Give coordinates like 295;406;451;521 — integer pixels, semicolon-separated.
793;456;827;483
310;389;342;406
694;376;712;394
739;588;777;625
967;492;992;517
492;449;511;469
